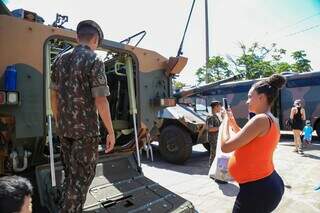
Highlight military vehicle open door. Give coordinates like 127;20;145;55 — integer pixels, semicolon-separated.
36;154;194;213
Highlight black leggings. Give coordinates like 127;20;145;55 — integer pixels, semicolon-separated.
233;171;284;213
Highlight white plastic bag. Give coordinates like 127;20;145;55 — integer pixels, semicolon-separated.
208;114;235;182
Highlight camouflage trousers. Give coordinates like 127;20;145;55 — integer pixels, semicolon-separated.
60;137;100;213
209;138;217;167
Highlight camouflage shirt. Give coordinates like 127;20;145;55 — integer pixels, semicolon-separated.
207;113;221;143
50;44;110;139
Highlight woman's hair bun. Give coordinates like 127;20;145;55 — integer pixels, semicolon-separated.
267;74;286;89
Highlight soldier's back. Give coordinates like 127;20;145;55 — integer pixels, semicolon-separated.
52;44;101;139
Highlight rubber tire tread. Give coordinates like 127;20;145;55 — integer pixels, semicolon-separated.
202;143;210;152
159;125;193;164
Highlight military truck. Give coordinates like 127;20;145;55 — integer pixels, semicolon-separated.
0;2;195;212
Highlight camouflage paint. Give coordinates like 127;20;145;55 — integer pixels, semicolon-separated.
50;44;110;139
1;65;44;138
199;80;255;127
0;9;187;161
139;70;170;131
0;3;195;212
281;72;320;131
188;72;320;135
59;137;99;212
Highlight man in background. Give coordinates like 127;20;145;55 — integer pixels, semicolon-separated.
0;175;33;213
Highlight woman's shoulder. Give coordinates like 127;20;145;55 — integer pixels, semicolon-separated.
254;113;270;119
245;113;274;136
252;113;279;125
253;113;280;135
250;114;270;126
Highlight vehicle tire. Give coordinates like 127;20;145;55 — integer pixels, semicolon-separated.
159;125;193;164
202;143;210;152
315;122;320;138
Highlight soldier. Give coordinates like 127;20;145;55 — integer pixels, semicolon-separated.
50;20;115;212
207;100;222;167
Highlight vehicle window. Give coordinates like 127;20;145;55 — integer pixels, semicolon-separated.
195;97;207;111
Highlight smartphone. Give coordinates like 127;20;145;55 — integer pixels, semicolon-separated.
223;98;230;110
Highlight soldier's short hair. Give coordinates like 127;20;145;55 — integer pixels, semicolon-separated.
0;176;33;213
77;20;104;45
77;24;100;43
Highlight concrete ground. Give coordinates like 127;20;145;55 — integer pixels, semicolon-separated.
141;138;320;213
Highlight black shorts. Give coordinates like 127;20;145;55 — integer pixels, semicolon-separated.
233;171;284;213
292;121;304;131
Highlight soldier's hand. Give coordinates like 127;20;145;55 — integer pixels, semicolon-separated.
220;109;226;119
105;133;115;153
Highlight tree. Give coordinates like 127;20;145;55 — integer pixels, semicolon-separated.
273;62;291;74
194;42;313;83
291;50;312;73
195;56;231;84
173;80;186;90
234;42;287;79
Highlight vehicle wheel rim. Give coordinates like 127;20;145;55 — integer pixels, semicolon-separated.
166;139;178;152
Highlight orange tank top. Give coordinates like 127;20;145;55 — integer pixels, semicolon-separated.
228;115;280;184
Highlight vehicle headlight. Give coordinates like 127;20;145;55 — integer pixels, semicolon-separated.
6;91;19;105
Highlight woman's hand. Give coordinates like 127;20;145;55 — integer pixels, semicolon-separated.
220;108;226;120
227;110;241;133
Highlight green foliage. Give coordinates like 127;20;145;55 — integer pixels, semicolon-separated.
235;42;286;79
195;42;313;83
195;56;231;83
173;80;186;90
291;50;312;73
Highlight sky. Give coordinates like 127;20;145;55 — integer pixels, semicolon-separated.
4;0;320;85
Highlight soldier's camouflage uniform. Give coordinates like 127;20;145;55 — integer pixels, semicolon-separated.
50;44;110;213
207;113;221;166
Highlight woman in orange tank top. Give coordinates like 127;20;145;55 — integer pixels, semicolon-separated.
221;74;285;213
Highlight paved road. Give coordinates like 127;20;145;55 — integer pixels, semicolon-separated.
141;139;320;213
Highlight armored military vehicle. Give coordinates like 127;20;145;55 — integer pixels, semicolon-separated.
0;2;195;212
151;75;242;164
158;70;320;164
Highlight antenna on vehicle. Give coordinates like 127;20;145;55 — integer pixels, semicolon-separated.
176;0;196;57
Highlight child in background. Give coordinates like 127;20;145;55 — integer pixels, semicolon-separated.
302;120;313;146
